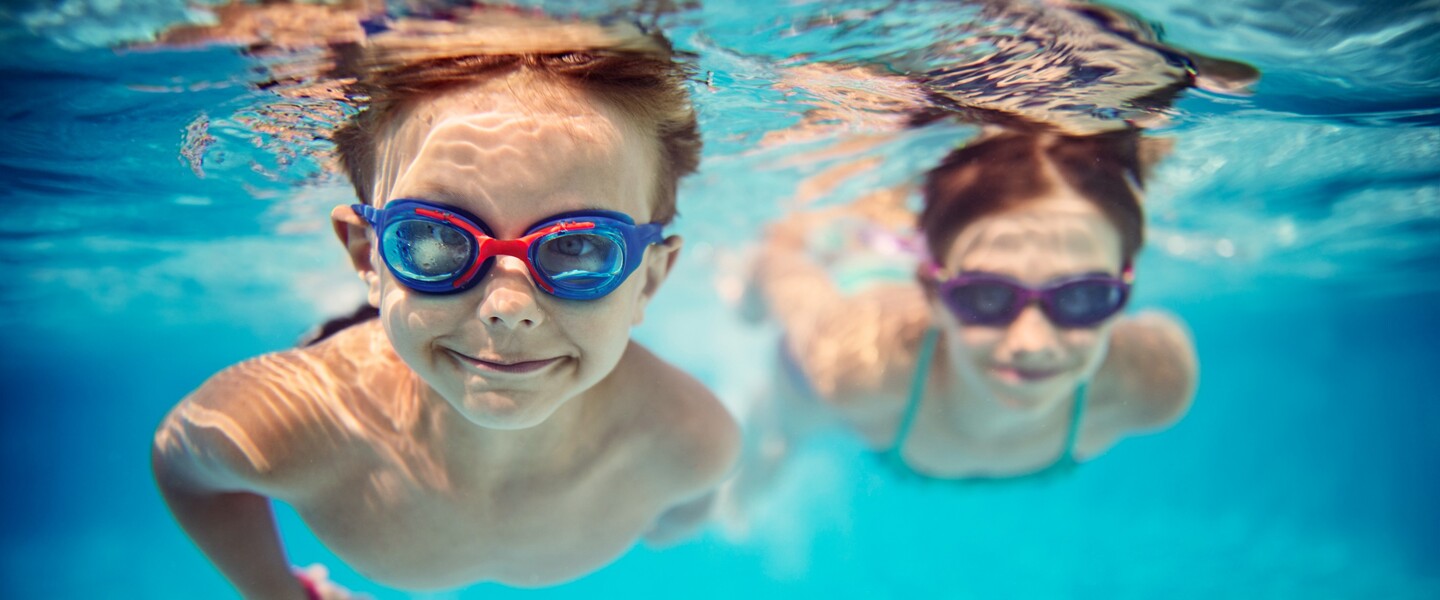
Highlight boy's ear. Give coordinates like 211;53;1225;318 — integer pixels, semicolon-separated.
331;205;383;308
633;234;682;326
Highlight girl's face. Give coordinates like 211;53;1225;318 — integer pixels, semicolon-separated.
338;77;677;430
931;187;1125;414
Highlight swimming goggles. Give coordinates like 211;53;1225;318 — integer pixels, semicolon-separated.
928;267;1132;328
351;199;663;300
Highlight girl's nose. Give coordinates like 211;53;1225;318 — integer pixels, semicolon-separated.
997;304;1060;361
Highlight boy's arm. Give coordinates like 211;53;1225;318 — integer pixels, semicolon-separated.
150;464;313;600
151;358;328;600
633;348;740;545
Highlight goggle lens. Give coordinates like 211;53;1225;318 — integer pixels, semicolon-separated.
1048;280;1126;326
382;220;473;282
535;231;624;284
949;282;1020;325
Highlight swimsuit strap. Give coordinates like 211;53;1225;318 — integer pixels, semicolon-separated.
889;327;940;461
889;327;1089;468
1058;380;1089;463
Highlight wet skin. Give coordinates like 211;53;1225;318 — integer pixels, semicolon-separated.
752;184;1197;479
933;191;1123;419
153;74;738;597
360;75;670;432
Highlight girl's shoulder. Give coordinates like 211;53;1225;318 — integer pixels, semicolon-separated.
1091;311;1199;433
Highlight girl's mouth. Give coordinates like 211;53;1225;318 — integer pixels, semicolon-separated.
990;365;1065;384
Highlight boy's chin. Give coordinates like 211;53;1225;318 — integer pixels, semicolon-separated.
449;390;566;430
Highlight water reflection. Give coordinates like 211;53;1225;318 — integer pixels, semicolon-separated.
151;5;736;598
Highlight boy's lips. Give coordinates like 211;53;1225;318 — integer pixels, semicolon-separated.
448;350;564;374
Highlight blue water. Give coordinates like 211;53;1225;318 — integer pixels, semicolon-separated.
2;0;1438;598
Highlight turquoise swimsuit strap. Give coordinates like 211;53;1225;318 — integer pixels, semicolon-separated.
889;327;1089;465
1059;380;1089;463
890;327;939;462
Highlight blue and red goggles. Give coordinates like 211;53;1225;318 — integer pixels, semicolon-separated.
352;199;664;301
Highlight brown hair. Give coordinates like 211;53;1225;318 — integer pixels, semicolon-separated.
331;17;700;224
918;130;1151;266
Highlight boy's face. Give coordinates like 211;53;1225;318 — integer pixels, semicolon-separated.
336;76;679;429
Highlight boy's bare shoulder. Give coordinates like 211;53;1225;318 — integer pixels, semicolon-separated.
616;342;740;495
154;320;391;496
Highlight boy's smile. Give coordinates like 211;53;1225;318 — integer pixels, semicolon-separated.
448;350;565;375
345;74;678;430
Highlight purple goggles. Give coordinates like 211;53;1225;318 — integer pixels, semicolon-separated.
928;267;1133;328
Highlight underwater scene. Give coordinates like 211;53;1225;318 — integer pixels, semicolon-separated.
1;0;1437;598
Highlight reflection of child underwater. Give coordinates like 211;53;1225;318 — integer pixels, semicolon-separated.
151;14;737;600
729;130;1198;512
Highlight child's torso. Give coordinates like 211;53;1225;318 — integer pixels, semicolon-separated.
276;322;690;588
783;323;1130;478
294;430;669;588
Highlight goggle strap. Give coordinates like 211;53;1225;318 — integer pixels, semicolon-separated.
530;221;598;238
626;223;663;266
636;223;665;245
351;204;381;227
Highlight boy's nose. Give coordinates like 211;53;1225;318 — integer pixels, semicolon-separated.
476;258;544;330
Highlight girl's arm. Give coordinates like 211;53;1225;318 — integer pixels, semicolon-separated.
751;194;929;405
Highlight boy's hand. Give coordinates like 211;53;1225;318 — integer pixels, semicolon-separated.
296;564;372;600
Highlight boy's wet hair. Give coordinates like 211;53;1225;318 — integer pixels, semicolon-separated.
332;16;700;224
919;130;1151;266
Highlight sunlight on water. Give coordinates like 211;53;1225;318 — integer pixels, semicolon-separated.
1;1;1437;599
3;0;1433;331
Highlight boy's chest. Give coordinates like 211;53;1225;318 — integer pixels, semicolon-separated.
295;446;670;589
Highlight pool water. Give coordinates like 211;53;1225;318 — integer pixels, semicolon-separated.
2;0;1437;598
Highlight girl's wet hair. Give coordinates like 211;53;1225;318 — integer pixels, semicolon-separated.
918;130;1150;266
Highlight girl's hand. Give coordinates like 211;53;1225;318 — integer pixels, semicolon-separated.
295;564;372;600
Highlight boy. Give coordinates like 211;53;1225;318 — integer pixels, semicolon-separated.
153;12;738;599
